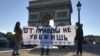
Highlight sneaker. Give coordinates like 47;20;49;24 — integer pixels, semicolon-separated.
46;53;50;55
79;54;82;56
73;54;79;56
41;53;44;55
16;53;20;55
12;53;16;56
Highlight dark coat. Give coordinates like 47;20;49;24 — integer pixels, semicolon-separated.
75;26;84;42
14;28;22;45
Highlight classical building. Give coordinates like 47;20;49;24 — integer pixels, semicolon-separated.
27;0;73;26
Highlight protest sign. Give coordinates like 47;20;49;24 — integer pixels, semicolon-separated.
22;26;76;46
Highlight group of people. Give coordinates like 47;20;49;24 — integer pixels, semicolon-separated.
12;21;84;56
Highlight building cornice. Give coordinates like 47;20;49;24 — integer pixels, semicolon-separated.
28;0;72;13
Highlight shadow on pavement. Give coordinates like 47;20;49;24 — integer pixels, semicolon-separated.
83;44;100;55
28;48;72;56
27;44;100;56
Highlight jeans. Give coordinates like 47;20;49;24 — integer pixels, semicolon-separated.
13;43;20;53
41;48;49;55
77;41;82;55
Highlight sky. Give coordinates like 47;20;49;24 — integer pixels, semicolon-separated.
0;0;100;36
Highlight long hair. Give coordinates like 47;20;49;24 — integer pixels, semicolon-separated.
14;22;20;32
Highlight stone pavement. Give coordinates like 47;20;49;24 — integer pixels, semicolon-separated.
0;51;99;56
20;49;100;56
0;44;100;56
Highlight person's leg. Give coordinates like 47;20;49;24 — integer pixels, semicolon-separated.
80;44;82;56
77;48;79;55
46;49;49;55
41;48;44;55
76;43;80;55
16;44;20;55
12;43;17;56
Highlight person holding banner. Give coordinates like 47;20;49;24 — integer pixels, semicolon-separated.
75;22;84;56
40;21;53;56
12;22;23;56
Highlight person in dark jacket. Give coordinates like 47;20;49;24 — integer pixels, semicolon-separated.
75;22;84;56
12;22;22;56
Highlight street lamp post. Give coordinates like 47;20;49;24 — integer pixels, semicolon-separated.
77;1;82;24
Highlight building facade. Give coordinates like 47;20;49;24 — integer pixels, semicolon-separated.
28;0;73;26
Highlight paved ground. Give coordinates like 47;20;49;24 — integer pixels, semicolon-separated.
0;44;100;56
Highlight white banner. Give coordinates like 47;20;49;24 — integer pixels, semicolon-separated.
22;25;76;48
